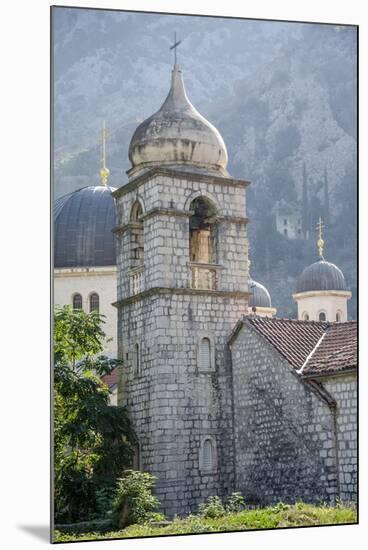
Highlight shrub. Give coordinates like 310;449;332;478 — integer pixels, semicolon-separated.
94;486;116;519
198;496;226;519
113;470;161;528
226;492;245;513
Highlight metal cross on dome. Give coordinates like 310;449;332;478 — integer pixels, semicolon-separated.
170;32;182;65
316;216;325;258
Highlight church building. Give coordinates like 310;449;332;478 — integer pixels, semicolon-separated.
111;63;357;516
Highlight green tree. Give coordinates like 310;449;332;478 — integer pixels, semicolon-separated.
302;162;309;239
53;306;136;523
323;167;330;227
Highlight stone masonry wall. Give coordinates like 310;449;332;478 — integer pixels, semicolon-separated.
115;172;249;301
323;375;357;501
115;169;250;517
230;322;340;505
118;292;248;517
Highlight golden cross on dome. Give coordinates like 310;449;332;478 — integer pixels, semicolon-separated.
99;120;110;186
316;216;325;258
170;31;182;66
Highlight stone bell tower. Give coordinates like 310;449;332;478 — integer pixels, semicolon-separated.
113;64;250;516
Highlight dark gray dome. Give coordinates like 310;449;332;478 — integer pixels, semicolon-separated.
248;279;272;308
296;259;347;293
54;185;117;268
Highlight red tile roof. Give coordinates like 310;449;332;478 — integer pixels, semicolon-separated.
245;316;357;377
101;367;118;388
303;322;357;375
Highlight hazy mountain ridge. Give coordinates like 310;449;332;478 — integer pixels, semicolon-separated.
53;9;357;318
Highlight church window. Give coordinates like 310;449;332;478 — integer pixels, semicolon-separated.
130;201;144;268
72;293;82;310
89;292;99;312
134;343;141;376
302;312;309;321
189;197;218;290
318;311;327;322
336;311;341;322
200;436;217;473
199;337;211;370
189;197;217;264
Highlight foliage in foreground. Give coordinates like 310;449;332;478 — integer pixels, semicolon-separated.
113;470;161;528
54;306;136;524
54;501;357;542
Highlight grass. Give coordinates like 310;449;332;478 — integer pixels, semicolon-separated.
54;502;357;542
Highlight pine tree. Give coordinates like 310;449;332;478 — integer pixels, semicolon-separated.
301;162;309;239
323;167;330;227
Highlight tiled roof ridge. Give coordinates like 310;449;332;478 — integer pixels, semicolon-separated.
249;315;356;326
297;332;327;375
245;316;357;376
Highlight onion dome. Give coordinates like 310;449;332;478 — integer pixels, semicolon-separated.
296;258;348;293
248;279;272;308
128;64;228;176
54;185;117;268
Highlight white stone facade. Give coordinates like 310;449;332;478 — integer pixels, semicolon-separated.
54;266;118;357
293;289;351;322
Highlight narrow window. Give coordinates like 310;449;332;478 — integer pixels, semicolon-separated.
319;311;326;322
89;293;99;312
72;293;82;310
199;337;211;370
336;312;341;322
302;312;309;321
130;201;144;268
134;343;141;376
189;197;217;264
202;439;213;470
283;228;288;236
284;219;287;225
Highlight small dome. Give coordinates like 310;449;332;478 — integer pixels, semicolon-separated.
296;259;347;293
128;65;228;175
54;185;117;268
248;279;272;308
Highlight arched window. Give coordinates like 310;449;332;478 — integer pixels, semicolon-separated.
203;439;213;470
336;311;341;322
302;312;309;321
129;201;144;268
89;293;99;312
189;196;217;264
72;293;82;310
134;343;141;376
318;311;327;322
200;437;217;473
199;337;211;370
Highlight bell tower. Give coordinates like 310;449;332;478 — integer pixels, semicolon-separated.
114;64;250;516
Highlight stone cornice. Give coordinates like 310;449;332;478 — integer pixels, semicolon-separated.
112;209;250;233
54;266;116;278
112;167;250;199
292;290;352;300
113;287;250;308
